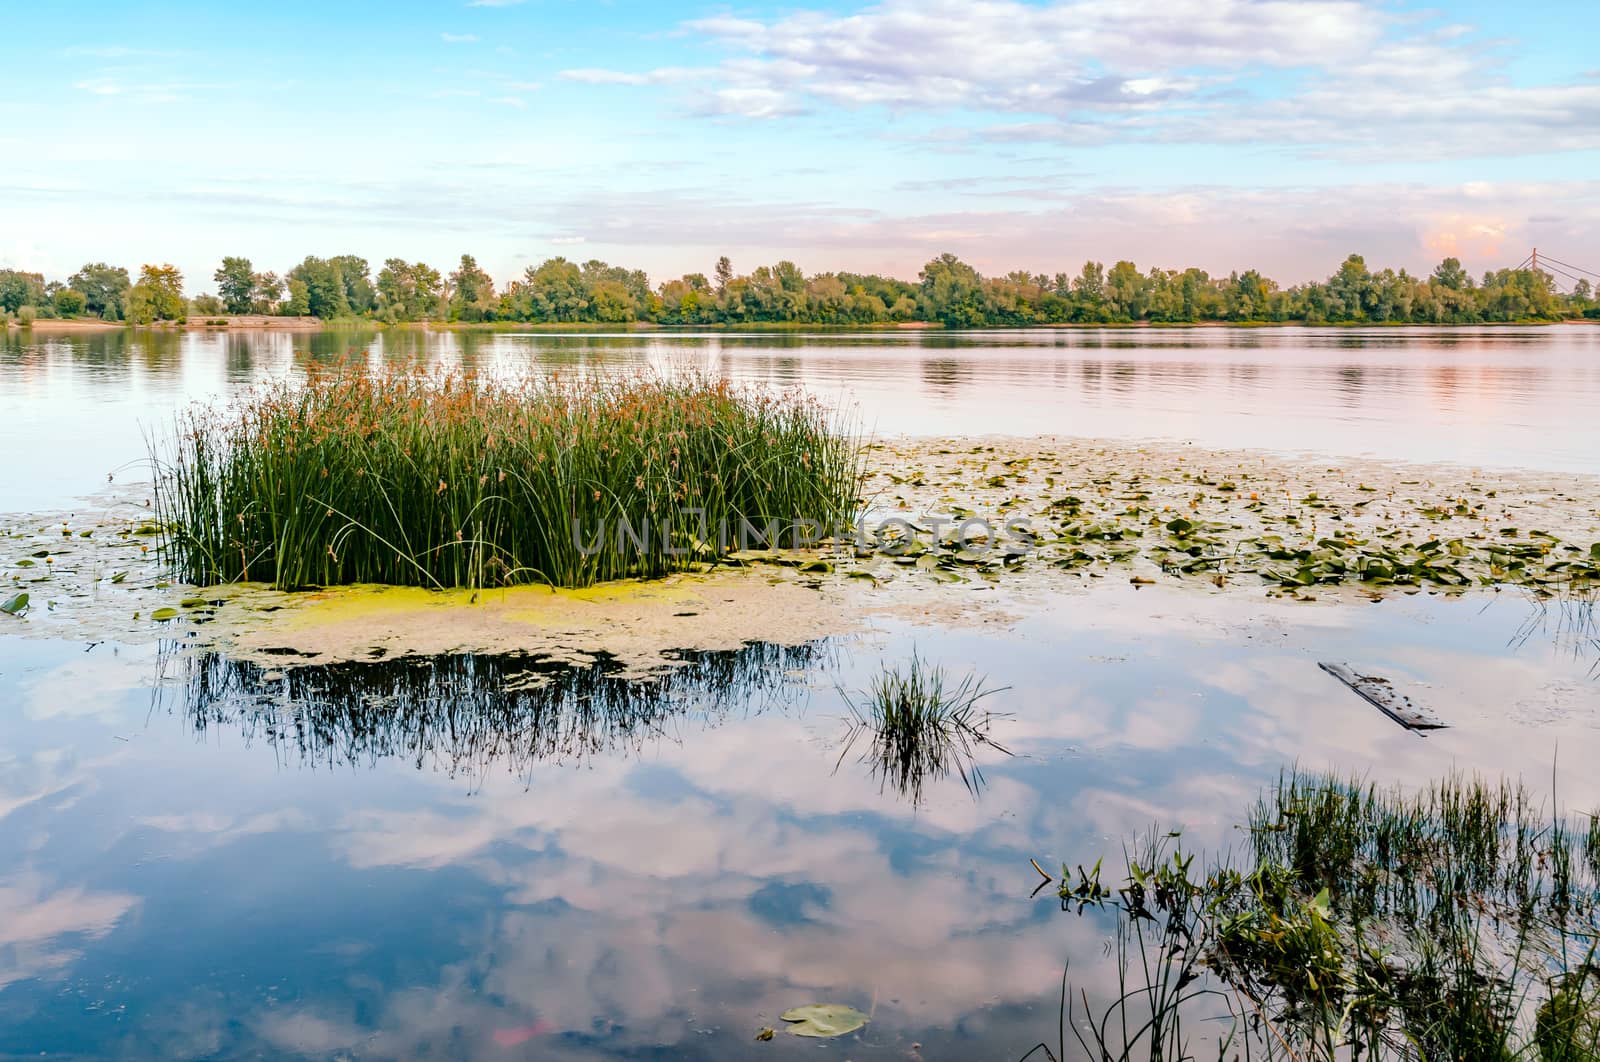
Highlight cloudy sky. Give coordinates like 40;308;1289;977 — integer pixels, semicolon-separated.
3;0;1598;290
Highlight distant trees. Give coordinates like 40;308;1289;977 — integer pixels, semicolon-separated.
376;258;442;321
7;250;1596;328
53;288;87;316
448;254;496;321
68;263;131;320
0;270;45;314
918;253;986;327
126;264;185;323
214;256;257;314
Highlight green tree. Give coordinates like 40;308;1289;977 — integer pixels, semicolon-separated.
375;259;442;321
126;264;185;323
0;270;45;314
329;255;375;315
54;288;87;317
214;256;256;314
1430;257;1469;291
283;278;311;317
1073;261;1108;321
714;256;733;294
449;254;496;321
288;256;350;319
918;253;986;327
253;271;284;313
517;257;588;321
1105;260;1148;320
68;262;131;320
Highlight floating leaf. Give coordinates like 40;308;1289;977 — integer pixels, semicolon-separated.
0;592;28;616
755;1027;775;1042
110;571;128;584
150;607;179;621
780;1004;869;1038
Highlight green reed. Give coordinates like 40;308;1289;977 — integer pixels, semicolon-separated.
1029;769;1600;1060
150;367;862;589
836;652;1010;802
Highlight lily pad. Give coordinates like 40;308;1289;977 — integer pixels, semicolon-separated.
1;592;28;616
150;607;179;622
780;1004;869;1038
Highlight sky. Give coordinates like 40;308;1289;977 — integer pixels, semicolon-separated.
3;0;1599;292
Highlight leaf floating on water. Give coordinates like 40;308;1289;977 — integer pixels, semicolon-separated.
755;1027;775;1041
150;607;179;622
780;1004;869;1038
0;592;28;616
110;571;128;584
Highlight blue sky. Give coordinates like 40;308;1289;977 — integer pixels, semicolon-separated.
3;0;1598;292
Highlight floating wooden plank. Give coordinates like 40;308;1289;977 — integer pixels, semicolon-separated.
1318;662;1447;731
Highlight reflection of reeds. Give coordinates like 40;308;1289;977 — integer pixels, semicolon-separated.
151;367;861;589
162;640;826;782
1512;587;1600;677
835;652;1009;802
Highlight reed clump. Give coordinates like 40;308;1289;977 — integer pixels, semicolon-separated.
1028;770;1600;1061
836;652;1010;801
151;367;862;589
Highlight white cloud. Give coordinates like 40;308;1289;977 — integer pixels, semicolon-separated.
559;66;702;86
566;0;1600;159
70;76;212;104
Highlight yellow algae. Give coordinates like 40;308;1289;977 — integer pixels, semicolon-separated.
220;566;862;672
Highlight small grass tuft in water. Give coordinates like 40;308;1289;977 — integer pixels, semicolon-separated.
151;366;862;590
836;652;1010;801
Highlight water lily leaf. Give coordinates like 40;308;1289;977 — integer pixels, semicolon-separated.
151;607;179;621
780;1004;868;1038
110;571;128;583
755;1027;775;1041
1;592;28;616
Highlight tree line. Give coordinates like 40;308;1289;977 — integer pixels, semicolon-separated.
3;251;1596;327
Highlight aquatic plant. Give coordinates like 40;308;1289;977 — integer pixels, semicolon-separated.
835;652;1010;802
1026;770;1600;1061
151;366;862;589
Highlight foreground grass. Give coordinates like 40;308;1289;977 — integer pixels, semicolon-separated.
1029;770;1600;1060
152;368;861;589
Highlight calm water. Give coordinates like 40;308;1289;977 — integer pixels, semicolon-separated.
2;327;1599;1058
3;325;1599;512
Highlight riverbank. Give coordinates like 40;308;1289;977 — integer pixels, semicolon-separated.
10;316;1594;336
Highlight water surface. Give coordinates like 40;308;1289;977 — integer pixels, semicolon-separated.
2;327;1598;1058
4;326;1598;513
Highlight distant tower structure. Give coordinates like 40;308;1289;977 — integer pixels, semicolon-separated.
1532;247;1539;274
